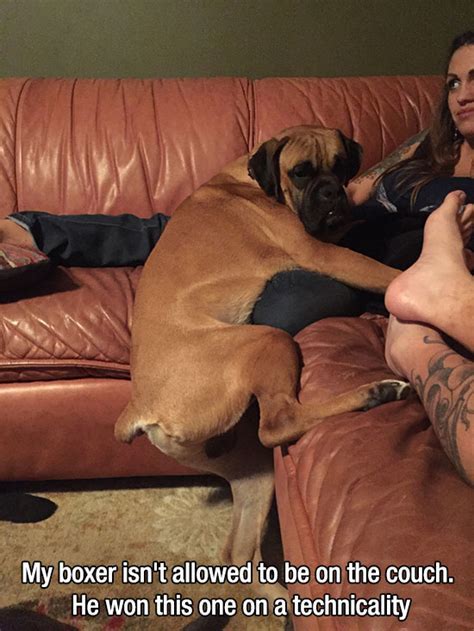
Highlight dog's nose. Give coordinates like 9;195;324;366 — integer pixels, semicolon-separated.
318;183;340;202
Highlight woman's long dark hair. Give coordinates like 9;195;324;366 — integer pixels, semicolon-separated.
377;31;474;206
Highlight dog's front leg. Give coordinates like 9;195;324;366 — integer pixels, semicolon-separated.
288;236;400;293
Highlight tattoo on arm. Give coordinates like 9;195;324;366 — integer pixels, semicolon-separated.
351;129;428;184
411;336;473;484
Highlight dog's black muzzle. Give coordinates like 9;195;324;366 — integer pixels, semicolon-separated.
299;175;351;236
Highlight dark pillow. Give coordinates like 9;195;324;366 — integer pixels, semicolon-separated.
0;243;51;292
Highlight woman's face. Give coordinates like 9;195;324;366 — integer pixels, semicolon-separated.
447;44;474;140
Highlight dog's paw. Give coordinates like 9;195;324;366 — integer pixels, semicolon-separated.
363;379;412;411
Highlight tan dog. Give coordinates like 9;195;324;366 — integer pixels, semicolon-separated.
115;126;408;611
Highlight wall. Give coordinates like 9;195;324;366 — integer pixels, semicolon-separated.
0;0;473;78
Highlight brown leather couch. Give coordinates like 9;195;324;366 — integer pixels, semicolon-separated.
1;76;472;628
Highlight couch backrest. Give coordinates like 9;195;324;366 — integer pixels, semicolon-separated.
0;75;443;218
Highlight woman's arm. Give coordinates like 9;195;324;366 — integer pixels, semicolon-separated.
346;129;428;206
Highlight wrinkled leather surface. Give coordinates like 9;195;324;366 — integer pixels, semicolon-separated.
0;267;138;382
3;78;253;217
275;316;474;630
0;78;28;216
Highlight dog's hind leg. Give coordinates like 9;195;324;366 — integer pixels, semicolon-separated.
184;406;288;604
242;326;410;448
147;405;289;630
143;404;287;600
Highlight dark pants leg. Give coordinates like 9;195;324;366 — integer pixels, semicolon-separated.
9;212;170;267
252;271;365;336
253;219;425;335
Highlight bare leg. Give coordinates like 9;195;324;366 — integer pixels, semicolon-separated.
385;191;474;351
385;316;474;485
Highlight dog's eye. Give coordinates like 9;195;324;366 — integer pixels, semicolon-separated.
290;161;315;179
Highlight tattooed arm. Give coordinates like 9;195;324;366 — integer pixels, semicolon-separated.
346;129;428;206
386;319;474;485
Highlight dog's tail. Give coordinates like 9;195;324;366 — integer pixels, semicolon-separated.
114;401;156;444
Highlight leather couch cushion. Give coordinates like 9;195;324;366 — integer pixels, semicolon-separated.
0;267;139;382
0;378;196;481
274;315;474;630
1;78;253;218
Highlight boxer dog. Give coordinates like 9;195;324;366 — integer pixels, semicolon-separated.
115;126;408;615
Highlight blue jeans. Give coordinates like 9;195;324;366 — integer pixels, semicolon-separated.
10;211;170;267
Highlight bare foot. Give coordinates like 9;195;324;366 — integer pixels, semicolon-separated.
385;191;474;339
385;314;440;378
0;218;36;248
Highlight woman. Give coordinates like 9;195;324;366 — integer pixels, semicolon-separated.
384;29;474;486
1;31;473;335
349;30;474;204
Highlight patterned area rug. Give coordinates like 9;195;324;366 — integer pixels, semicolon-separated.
0;477;286;630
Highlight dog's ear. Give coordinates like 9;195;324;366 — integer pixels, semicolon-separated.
338;132;363;184
248;136;289;202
